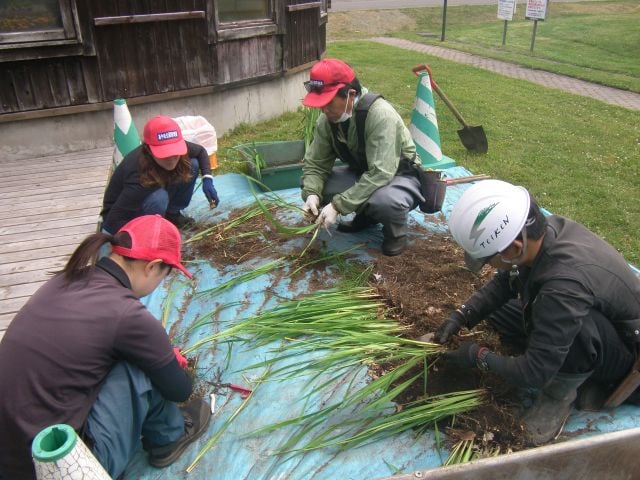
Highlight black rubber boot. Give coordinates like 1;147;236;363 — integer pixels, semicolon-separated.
381;235;407;256
147;398;211;468
521;371;592;446
165;211;195;230
337;213;377;233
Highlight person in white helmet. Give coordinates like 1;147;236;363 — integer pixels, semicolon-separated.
436;180;640;446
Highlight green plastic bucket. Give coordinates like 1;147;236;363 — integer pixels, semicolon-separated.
235;140;306;191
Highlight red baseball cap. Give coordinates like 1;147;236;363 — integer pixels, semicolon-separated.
302;59;356;108
143;115;188;159
111;215;193;279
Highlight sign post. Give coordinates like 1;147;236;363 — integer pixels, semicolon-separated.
497;0;517;46
441;0;448;41
525;0;549;52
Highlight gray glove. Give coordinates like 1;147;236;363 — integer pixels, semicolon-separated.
435;309;467;344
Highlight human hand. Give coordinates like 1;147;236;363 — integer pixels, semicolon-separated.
202;176;219;207
303;194;320;217
441;341;479;369
173;347;188;369
435;309;467;344
316;203;338;229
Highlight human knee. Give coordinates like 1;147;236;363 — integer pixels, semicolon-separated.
142;188;170;215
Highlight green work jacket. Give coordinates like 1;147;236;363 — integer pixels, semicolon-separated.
301;88;417;214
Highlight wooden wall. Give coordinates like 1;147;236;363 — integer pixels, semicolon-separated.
0;0;326;116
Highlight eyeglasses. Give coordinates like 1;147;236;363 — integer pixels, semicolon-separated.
304;80;345;94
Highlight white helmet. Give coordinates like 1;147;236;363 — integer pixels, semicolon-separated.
448;180;530;271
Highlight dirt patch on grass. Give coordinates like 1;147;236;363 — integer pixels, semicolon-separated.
188;206;527;454
328;11;416;40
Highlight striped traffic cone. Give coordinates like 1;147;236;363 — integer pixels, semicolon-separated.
113;98;141;168
409;71;455;169
32;424;111;479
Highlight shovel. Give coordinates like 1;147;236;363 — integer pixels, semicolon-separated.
412;64;488;154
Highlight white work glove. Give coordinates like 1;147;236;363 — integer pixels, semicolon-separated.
316;203;339;229
303;194;320;216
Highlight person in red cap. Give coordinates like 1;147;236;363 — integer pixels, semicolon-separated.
301;58;424;256
101;115;220;234
0;215;210;479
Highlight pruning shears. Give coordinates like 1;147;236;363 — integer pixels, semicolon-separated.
208;381;252;399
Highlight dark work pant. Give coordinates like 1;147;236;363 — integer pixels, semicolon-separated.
321;166;422;239
488;298;634;383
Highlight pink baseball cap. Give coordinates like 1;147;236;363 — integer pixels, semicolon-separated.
302;59;356;108
143;115;188;159
111;215;192;279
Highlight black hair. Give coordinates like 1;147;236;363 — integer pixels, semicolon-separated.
335;77;362;98
515;193;547;241
61;231;173;283
61;231;133;282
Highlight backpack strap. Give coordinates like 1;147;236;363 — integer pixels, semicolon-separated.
328;93;382;174
354;93;382;166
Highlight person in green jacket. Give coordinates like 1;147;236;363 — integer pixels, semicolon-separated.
301;58;423;256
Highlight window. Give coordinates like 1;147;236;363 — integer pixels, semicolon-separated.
0;0;80;46
218;0;270;23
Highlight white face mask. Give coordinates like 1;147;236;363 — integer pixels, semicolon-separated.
332;93;357;123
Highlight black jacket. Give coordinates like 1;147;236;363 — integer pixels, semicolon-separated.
101;141;209;233
464;216;640;388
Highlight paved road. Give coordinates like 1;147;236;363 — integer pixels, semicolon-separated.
330;0;599;11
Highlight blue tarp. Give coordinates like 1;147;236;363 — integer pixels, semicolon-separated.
123;166;640;479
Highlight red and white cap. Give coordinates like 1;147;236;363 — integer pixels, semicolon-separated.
111;215;192;279
143;115;188;159
302;59;356;108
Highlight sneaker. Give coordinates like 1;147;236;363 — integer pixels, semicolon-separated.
165;212;195;230
337;213;377;233
382;235;407;256
147;398;211;468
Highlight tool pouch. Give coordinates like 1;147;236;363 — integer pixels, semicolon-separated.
416;169;447;214
397;157;447;214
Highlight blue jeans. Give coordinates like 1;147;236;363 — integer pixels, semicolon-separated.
142;158;199;216
86;363;184;478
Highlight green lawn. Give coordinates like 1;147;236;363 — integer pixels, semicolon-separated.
217;41;639;265
329;0;640;92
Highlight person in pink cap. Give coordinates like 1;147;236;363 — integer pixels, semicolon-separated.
101;115;220;234
0;215;210;479
301;58;424;256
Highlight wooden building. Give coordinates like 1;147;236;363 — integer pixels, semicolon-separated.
0;0;329;340
0;0;329;160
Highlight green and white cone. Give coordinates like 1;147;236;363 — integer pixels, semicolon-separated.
113;98;141;168
32;423;110;479
409;72;443;167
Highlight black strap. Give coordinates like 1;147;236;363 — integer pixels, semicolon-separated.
329;93;382;175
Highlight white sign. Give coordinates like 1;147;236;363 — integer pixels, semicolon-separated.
497;0;517;21
526;0;548;20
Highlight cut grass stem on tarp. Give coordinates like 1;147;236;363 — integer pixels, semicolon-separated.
192;257;286;301
185;368;271;474
444;438;477;466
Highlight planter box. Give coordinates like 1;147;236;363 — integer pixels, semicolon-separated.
235;140;306;192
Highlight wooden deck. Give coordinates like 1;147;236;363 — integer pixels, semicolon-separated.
0;147;113;342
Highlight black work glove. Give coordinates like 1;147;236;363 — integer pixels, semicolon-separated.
435;309;467;344
441;341;480;369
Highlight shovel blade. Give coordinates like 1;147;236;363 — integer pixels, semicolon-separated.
457;125;488;154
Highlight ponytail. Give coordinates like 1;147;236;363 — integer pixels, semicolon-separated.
62;231;132;282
